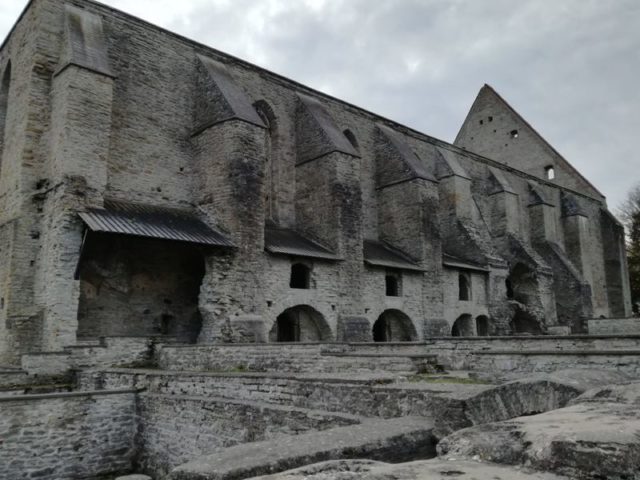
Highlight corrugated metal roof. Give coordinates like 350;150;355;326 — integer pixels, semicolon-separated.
442;253;489;273
79;200;234;247
363;240;423;271
265;226;341;261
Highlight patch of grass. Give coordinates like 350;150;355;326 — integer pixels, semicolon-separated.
406;374;490;385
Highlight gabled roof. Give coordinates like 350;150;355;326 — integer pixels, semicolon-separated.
473;84;604;199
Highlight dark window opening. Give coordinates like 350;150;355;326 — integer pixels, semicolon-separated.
458;273;471;301
479;119;484;125
290;263;311;289
160;314;173;335
545;165;555;180
385;275;400;297
488;116;493;122
373;317;388;342
275;313;299;342
476;316;489;336
343;128;359;151
506;278;514;299
510;129;519;138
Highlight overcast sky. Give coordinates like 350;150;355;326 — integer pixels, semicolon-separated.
1;0;638;208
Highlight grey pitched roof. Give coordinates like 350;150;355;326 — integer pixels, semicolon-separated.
265;226;341;261
79;200;234;247
363;240;422;271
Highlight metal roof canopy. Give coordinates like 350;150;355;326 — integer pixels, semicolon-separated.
78;200;235;247
265;226;341;261
363;240;423;272
442;253;490;273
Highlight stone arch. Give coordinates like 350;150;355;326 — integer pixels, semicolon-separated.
451;314;474;337
476;315;490;336
0;61;11;166
372;309;417;342
269;305;332;342
253;99;279;221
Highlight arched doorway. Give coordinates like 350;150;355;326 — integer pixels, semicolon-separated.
451;314;474;337
269;305;331;342
476;315;490;336
372;310;417;342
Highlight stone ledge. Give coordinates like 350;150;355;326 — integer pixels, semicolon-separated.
0;388;141;402
473;350;640;356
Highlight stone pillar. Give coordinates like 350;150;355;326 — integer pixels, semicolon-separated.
191;55;268;342
38;6;114;351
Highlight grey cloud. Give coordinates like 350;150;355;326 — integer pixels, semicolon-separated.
1;0;638;206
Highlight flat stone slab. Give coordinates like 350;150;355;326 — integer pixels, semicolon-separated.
116;475;153;480
170;417;436;480
246;459;569;479
438;381;640;479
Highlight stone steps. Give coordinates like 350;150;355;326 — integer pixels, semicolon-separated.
170;416;436;480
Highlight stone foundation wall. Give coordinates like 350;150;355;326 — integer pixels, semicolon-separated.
156;343;421;373
0;389;137;480
588;318;640;335
136;393;360;478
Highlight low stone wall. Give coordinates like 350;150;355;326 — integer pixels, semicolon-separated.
466;351;640;378
0;389;138;480
21;336;153;376
137;393;361;478
588;318;640;335
156;343;423;373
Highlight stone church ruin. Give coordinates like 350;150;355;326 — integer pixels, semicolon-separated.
0;1;638;480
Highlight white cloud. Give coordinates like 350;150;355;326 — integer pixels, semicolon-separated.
0;0;638;206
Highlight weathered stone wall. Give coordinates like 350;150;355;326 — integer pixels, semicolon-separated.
136;393;360;478
588;318;640;335
77;234;204;341
0;0;630;361
0;389;137;480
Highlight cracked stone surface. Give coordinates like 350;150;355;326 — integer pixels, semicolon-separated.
437;381;640;480
246;459;569;480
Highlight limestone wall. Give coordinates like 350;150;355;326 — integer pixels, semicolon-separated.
136;393;360;478
0;389;137;480
588;318;640;335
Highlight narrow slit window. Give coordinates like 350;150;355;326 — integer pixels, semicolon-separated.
458;273;471;301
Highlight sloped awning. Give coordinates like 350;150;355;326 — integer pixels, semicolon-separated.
265;226;341;261
363;240;423;272
442;253;489;273
78;200;234;247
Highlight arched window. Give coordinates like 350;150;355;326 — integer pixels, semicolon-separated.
545;165;555;180
0;61;11;169
290;263;311;289
458;273;471;301
253;100;278;221
343;128;359;151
